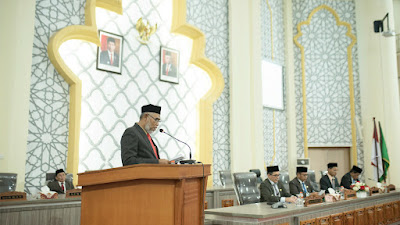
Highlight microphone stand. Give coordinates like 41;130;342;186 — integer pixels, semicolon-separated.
160;130;196;164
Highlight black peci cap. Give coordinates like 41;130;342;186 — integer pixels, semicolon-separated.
327;163;338;169
267;166;280;173
296;166;308;173
141;104;161;114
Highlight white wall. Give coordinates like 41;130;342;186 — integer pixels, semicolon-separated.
393;0;400;34
229;0;265;174
355;0;400;187
0;0;36;191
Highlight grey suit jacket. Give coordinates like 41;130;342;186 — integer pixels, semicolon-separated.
320;174;339;193
260;179;291;203
121;123;160;165
340;172;359;189
47;180;74;194
289;178;314;197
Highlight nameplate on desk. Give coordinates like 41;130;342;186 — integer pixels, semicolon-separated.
304;195;323;207
369;187;381;195
0;191;27;202
66;189;82;198
344;189;357;200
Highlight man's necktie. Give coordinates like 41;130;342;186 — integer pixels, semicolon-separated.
332;178;336;189
61;182;65;193
110;54;113;65
274;184;280;197
147;133;159;159
302;182;307;194
166;65;169;75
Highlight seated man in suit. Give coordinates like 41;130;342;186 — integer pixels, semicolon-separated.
47;169;74;194
320;163;340;193
121;104;170;165
260;166;297;203
289;166;317;197
340;165;362;189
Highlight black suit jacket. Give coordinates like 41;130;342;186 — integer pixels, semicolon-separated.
260;179;291;203
99;51;119;67
340;172;359;189
289;178;314;197
121;123;160;165
47;180;74;194
320;174;339;193
162;63;177;77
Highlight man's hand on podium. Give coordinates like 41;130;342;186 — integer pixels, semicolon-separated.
159;159;171;164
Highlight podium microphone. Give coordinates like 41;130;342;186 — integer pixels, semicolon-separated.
159;129;196;164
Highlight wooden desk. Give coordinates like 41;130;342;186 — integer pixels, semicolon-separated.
0;185;231;225
0;197;81;225
205;186;237;208
78;164;210;225
205;191;400;225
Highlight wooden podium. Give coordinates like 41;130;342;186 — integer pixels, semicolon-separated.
78;164;210;225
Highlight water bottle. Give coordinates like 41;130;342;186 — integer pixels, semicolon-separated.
340;186;345;200
296;192;304;207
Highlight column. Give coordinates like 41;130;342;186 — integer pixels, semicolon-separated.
229;0;265;173
0;0;35;191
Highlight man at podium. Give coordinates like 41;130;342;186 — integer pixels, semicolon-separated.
121;104;170;165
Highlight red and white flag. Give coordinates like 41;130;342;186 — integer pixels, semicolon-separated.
371;119;383;182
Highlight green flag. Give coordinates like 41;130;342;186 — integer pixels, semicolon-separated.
378;122;390;182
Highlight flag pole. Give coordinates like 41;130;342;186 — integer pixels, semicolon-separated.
373;117;380;181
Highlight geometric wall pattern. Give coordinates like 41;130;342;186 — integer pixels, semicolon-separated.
292;0;364;168
25;0;85;194
187;0;231;186
261;0;289;172
26;0;230;193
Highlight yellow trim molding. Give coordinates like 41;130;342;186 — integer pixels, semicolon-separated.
293;5;357;165
47;0;224;185
47;0;122;185
171;0;225;185
265;0;276;165
266;0;274;60
270;110;276;165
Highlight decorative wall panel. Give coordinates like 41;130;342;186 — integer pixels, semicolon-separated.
187;0;230;186
292;0;363;167
25;0;85;194
26;0;230;193
261;0;288;171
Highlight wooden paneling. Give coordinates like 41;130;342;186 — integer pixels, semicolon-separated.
343;210;355;225
365;206;376;225
393;201;400;222
0;200;81;225
384;202;394;224
375;204;385;225
331;213;344;225
316;215;331;225
300;218;316;225
354;208;366;225
79;164;211;225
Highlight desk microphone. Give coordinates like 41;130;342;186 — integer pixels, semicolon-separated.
159;129;196;164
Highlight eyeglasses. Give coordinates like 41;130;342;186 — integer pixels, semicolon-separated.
147;114;161;123
271;174;280;177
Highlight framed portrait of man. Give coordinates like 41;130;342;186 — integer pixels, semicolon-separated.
96;30;123;74
160;46;179;84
